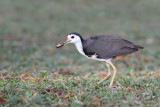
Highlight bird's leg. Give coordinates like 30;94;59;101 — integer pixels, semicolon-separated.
108;62;117;88
97;63;112;84
106;63;111;76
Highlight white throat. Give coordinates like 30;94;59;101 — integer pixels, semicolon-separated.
74;41;85;56
73;40;110;62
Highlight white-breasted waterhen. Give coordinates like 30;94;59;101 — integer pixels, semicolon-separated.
56;32;143;87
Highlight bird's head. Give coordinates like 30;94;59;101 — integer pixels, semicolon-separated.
64;32;83;45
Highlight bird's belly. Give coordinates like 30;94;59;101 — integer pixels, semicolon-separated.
84;54;108;62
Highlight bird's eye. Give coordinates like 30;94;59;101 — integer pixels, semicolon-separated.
71;36;74;39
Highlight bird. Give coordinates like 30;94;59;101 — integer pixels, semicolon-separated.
56;32;143;88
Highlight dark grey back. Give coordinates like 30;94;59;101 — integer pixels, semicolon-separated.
83;35;138;59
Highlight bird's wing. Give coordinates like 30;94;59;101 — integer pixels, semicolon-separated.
83;35;138;59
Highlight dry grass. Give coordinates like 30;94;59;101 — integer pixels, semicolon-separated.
0;0;160;106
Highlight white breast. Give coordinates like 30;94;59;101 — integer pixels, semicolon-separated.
74;41;108;62
74;41;85;56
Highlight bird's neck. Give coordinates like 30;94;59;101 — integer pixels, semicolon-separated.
74;40;85;56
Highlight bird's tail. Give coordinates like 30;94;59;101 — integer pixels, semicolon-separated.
134;45;144;50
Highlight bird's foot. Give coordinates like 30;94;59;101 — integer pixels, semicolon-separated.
97;74;111;84
109;85;113;88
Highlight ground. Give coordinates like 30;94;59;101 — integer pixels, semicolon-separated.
0;0;160;106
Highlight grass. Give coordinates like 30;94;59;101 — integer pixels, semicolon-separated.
0;0;160;106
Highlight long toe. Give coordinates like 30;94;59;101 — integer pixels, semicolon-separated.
97;75;112;84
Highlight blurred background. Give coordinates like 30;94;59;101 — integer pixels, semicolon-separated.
0;0;160;73
1;0;160;106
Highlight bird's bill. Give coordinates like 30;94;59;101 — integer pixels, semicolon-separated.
64;37;71;45
64;40;70;45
